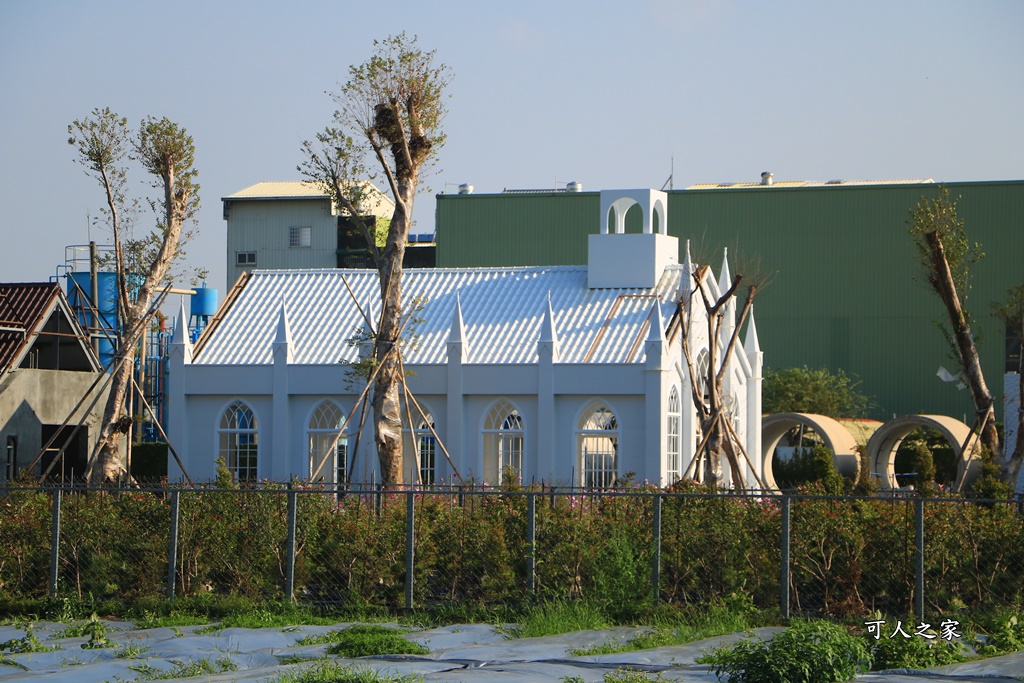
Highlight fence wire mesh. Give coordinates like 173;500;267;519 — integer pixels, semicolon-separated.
0;484;1021;619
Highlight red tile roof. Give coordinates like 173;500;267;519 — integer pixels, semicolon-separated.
0;282;64;373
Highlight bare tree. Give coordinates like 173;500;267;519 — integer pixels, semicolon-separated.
908;187;999;460
679;257;766;490
992;283;1024;484
69;108;199;484
300;34;450;487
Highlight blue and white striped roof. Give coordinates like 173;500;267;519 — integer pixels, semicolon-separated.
194;266;686;366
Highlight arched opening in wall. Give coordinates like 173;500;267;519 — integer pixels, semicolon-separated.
889;427;958;493
866;415;981;492
623;202;644;233
666;387;681;483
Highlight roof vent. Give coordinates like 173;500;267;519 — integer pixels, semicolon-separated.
458;183;474;195
760;171;773;186
566;181;583;192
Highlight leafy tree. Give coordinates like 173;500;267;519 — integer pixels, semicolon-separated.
300;34;450;486
763;366;872;418
69;108;199;484
907;187;999;461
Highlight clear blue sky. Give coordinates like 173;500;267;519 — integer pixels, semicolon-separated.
1;0;1021;291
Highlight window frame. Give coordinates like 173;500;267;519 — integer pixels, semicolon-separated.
482;399;524;485
289;225;312;248
577;400;619;489
217;400;259;483
307;400;348;486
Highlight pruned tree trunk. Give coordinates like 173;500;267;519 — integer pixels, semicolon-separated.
923;231;999;458
371;177;416;486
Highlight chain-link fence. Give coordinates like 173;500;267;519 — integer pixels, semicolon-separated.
1;484;1022;620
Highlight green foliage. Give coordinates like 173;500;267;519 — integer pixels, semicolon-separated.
967;450;1014;500
115;639;150;658
0;623;59;654
908;186;983;317
763;367;873;418
131;657;236;680
512;601;610;639
322;625;428;658
79;613;113;649
975;613;1024;655
866;629;965;670
699;620;869;683
273;661;423;683
894;438;937;493
774;444;846;493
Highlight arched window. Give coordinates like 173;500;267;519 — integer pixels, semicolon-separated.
696;348;710;403
578;401;618;489
404;411;437;486
218;401;258;483
482;400;524;484
667;387;681;483
308;401;348;485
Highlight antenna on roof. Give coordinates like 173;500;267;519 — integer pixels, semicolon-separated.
661;156;674;191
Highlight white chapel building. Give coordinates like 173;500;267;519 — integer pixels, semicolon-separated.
167;189;765;488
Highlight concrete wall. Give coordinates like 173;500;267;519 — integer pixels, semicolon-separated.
0;368;113;480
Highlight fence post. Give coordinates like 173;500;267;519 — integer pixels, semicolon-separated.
167;490;180;601
49;488;61;598
915;498;924;622
780;496;790;619
405;491;415;610
527;492;537;597
651;493;662;605
285;484;297;602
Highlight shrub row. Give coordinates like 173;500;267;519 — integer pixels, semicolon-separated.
1;483;1021;618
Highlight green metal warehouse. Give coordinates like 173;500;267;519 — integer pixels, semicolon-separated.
434;179;1024;421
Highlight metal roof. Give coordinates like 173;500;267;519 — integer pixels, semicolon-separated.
0;282;101;375
686;178;934;190
193;267;685;366
224;181;330;199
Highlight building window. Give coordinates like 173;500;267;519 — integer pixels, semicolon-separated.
404;412;437;486
308;400;347;485
236;252;256;266
289;226;312;248
5;436;16;480
578;401;618;489
696;348;710;403
218;401;258;483
667;387;681;483
482;399;523;484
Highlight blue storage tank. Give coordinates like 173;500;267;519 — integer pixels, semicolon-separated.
190;284;218;340
67;271;119;371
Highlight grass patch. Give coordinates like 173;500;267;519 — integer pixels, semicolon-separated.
318;625;428;658
272;661;422;682
130;657;237;680
572;602;775;656
115;640;150;659
510;601;610;639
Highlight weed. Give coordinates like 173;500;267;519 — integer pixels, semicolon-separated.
318;625;429;658
131;657;237;680
604;670;666;682
0;655;28;670
510;601;609;639
60;655;83;666
0;623;59;654
698;620;869;683
271;661;423;682
81;613;114;649
868;630;965;670
115;640;150;659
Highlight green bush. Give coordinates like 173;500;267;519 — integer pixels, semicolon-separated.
699;620;869;683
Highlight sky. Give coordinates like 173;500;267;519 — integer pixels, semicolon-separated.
1;0;1022;293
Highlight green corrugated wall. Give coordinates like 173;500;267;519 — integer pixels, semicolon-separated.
436;181;1024;420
